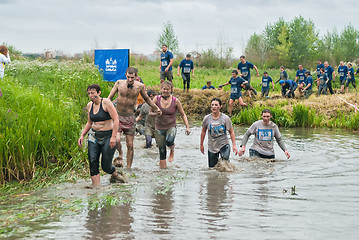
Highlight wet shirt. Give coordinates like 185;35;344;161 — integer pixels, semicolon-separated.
241;120;285;156
229;76;246;95
296;69;307;84
319;73;328;86
348;68;355;81
338;65;348;80
237;61;254;80
202;113;232;153
306;76;313;90
279;70;288;81
140;103;156;130
261;76;273;91
317;63;324;77
160;51;174;71
179;59;194;74
325;65;334;81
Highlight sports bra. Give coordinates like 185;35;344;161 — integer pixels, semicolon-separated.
90;98;112;122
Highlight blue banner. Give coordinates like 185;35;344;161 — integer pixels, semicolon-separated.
94;49;129;81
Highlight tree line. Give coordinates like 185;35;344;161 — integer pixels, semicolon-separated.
245;16;359;69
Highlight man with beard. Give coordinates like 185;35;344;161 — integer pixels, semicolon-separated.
108;67;162;168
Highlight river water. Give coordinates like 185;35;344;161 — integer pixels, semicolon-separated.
7;125;359;239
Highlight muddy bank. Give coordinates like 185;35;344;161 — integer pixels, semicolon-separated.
148;87;359;127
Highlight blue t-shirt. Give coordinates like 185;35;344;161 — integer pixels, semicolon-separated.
348;68;355;81
325;65;334;81
319;73;328;86
283;80;297;91
229;76;246;95
237;61;254;81
179;59;194;74
317;63;324;77
160;51;174;71
202;85;215;90
261;76;273;91
338;65;348;81
306;76;313;90
296;69;307;84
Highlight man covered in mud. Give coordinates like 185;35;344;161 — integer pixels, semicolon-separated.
279;79;297;98
239;109;290;159
200;98;238;167
108;67;161;168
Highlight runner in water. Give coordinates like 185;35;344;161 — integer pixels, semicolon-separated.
239;109;290;159
153;81;190;169
108;67;161;168
200;98;238;167
78;84;125;186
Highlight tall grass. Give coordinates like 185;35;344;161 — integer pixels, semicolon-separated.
0;59;108;185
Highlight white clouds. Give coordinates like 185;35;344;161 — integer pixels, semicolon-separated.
1;0;359;56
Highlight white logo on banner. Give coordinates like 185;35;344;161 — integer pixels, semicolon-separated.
105;58;117;72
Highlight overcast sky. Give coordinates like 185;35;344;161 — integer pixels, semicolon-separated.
1;0;359;56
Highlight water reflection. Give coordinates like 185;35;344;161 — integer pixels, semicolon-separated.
151;188;174;235
85;199;134;239
200;172;232;232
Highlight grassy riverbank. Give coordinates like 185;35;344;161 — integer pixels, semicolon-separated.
1;59;358;185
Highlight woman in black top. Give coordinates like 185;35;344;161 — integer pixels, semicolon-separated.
78;84;125;186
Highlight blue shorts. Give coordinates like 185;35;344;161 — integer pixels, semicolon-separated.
230;93;243;100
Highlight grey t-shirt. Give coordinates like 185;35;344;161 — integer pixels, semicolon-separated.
140;103;156;129
202;113;232;153
241;120;286;156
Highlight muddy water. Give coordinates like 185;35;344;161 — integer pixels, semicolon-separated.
21;126;359;239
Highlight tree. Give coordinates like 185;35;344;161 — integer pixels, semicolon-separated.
275;25;292;66
156;21;179;54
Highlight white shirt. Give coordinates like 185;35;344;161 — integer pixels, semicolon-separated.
0;53;11;78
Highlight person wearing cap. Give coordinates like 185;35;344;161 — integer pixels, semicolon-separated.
178;53;195;92
160;44;174;83
295;64;307;97
202;81;215;90
279;79;297;98
302;71;313;99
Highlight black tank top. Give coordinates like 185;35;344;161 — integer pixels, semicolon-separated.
90;98;112;122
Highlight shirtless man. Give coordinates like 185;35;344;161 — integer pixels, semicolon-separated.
108;67;162;168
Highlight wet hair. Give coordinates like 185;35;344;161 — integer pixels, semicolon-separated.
126;67;136;75
262;109;271;115
211;97;222;106
161;80;173;92
186;53;191;58
240;55;245;59
263;71;268;75
0;45;8;55
232;70;238;75
147;89;155;96
87;84;101;93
